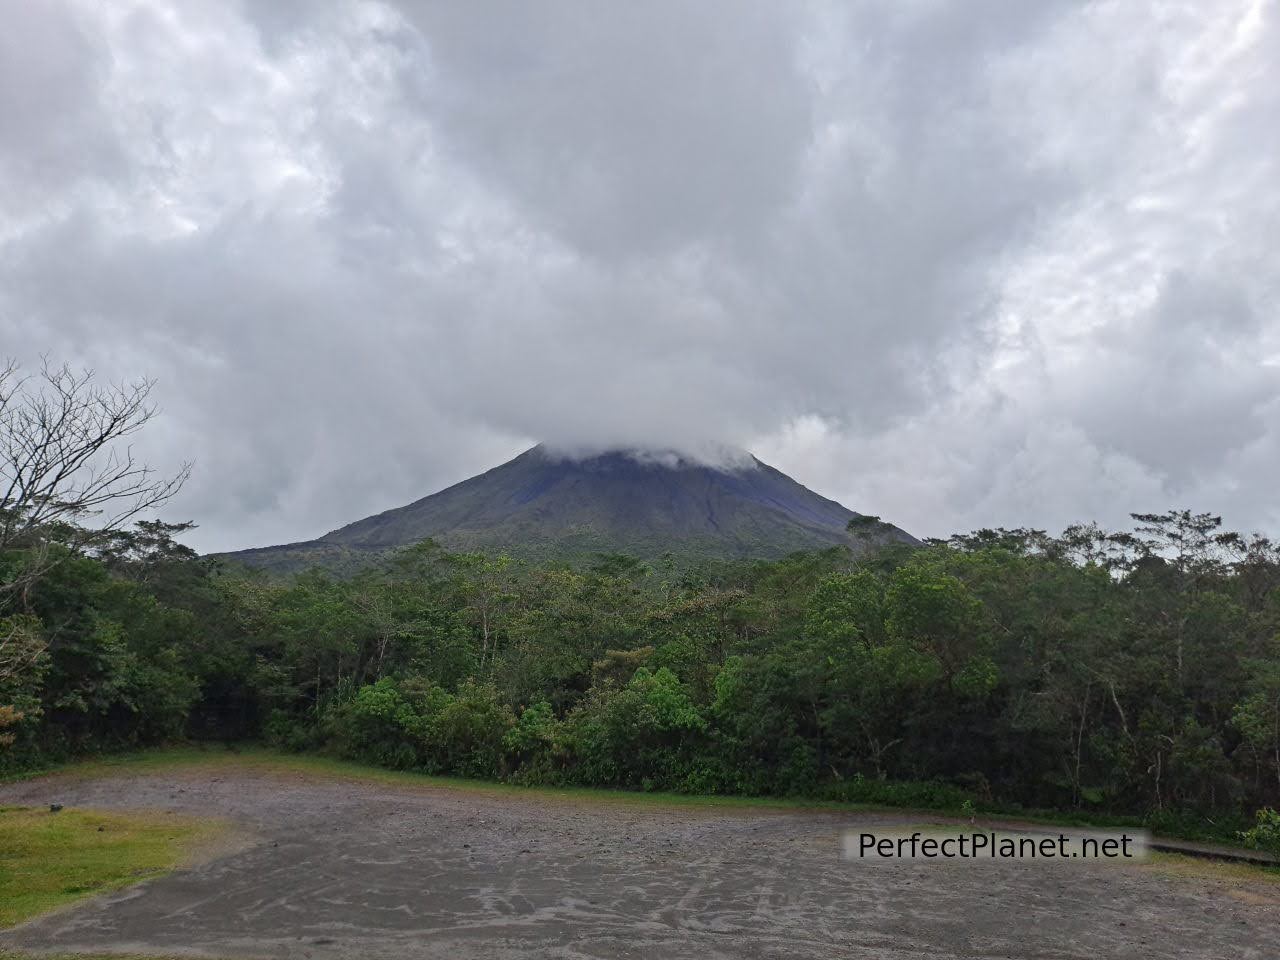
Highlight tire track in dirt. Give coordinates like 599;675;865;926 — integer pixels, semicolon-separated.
1;764;1277;959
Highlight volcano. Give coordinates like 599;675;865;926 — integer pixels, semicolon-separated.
218;445;917;572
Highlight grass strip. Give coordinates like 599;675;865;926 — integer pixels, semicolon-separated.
0;805;222;928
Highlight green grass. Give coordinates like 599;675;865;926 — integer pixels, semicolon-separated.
0;805;223;929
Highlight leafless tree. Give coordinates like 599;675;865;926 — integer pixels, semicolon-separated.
0;356;191;598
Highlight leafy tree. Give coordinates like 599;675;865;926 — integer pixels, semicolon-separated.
1234;650;1280;793
567;666;705;790
0;615;45;749
885;557;994;694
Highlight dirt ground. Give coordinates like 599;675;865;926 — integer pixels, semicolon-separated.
2;763;1277;959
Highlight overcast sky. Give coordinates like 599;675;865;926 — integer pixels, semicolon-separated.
2;0;1278;552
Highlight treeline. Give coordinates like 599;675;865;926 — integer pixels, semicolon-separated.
3;510;1280;840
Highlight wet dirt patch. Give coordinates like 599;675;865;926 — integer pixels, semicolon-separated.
1;762;1277;959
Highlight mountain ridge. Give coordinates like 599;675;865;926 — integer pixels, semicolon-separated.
216;445;917;573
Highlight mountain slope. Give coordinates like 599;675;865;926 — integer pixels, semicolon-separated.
218;446;917;572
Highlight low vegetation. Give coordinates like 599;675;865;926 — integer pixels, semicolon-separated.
0;805;221;928
1239;807;1280;855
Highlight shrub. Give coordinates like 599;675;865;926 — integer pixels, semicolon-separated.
1239;807;1280;856
818;773;975;810
564;666;705;790
504;700;564;784
432;680;513;778
341;678;435;768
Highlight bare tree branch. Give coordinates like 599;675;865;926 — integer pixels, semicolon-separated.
0;357;191;598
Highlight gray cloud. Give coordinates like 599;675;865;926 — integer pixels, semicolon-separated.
1;0;1276;551
401;1;814;258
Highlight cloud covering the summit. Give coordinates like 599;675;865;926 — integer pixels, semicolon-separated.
1;0;1277;550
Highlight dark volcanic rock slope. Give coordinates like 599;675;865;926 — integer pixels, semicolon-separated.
220;446;916;571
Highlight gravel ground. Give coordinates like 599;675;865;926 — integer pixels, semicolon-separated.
1;763;1277;959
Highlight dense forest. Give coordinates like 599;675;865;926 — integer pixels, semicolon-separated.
4;509;1280;844
3;361;1280;847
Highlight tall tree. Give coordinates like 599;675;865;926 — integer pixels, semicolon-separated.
1;358;188;751
1;358;189;588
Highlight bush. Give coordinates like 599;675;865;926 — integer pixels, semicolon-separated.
432;681;513;778
504;700;564;784
337;677;512;777
262;708;322;753
564;667;705;790
339;679;420;767
1239;807;1280;855
818;773;976;810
